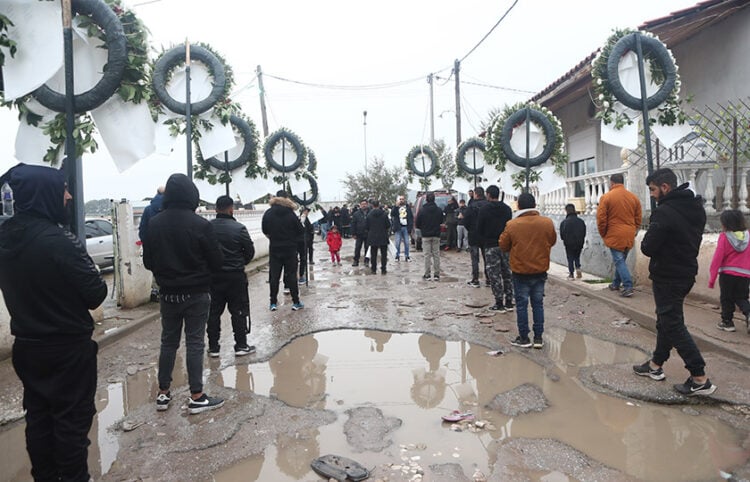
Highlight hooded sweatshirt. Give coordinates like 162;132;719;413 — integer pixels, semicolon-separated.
0;164;107;341
261;195;304;252
142;173;223;294
708;230;750;288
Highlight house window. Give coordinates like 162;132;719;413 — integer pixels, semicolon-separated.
569;156;595;197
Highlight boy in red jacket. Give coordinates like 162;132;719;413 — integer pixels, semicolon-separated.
327;225;343;265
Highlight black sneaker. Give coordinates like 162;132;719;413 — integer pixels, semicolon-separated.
405;257;411;262
395;256;400;262
381;268;387;274
371;268;377;274
467;280;480;288
234;345;256;356
607;284;620;291
746;312;750;334
207;347;220;358
433;275;439;281
489;304;506;313
510;336;532;348
632;360;665;381
621;288;634;297
717;320;736;332
673;377;717;396
532;336;544;349
423;274;431;280
485;281;491;287
188;394;225;414
364;257;370;263
156;391;171;411
352;261;359;267
504;301;515;312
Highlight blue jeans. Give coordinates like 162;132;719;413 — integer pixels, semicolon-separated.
394;226;410;258
513;274;547;339
158;292;210;394
610;248;632;289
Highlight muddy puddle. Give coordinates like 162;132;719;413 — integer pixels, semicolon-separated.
1;329;746;481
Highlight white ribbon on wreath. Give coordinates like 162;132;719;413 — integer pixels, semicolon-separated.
601;51;692;150
3;2;156;171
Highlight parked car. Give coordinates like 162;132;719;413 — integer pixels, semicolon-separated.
85;218;114;269
412;190;454;250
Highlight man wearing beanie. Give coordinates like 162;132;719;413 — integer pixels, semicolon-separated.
499;192;557;349
0;164;107;481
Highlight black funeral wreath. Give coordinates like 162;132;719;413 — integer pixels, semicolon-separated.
606;32;677;111
407;145;438;177
290;172;319;206
152;44;226;116
456;137;485;175
205;114;257;171
264;129;305;172
500;108;556;168
33;0;127;113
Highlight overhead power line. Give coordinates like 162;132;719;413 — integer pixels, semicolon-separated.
459;0;520;63
264;73;436;91
434;75;534;94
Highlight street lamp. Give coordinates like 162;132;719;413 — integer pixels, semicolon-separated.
363;110;368;175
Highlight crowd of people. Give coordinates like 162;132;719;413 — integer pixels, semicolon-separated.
0;164;741;480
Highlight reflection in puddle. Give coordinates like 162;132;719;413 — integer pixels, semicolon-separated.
214;330;747;481
1;332;746;482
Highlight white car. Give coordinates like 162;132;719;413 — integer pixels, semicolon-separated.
85;218;114;268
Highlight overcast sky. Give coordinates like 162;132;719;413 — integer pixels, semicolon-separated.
0;0;702;202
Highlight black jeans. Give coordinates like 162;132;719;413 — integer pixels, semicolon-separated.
13;338;97;482
565;246;582;275
208;271;250;351
719;273;750;322
469;245;487;282
159;292;210;394
353;236;369;263
370;244;388;271
269;247;300;304
297;242;308;278
651;279;706;377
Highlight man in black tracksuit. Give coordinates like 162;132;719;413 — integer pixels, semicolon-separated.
477;185;513;311
144;173;225;414
0;164;107;481
207;195;255;358
634;168;717;396
262;190;305;310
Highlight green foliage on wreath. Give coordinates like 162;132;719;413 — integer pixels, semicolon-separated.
592;28;688;129
485;101;567;181
193;112;265;184
404;144;441;190
41;113;98;165
510;169;541;192
0;14;16;68
454;137;484;183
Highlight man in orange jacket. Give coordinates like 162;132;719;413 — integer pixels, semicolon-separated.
596;173;642;298
499;192;557;349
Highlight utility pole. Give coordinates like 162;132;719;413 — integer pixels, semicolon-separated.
454;59;462;146
363;110;368;175
256;65;269;137
428;74;434;144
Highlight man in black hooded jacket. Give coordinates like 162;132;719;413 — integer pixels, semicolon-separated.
0;163;107;481
262;190;305;310
144;173;225;414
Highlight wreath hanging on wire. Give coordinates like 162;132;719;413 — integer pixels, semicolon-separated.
485;101;567;190
2;0;150;164
405;144;440;189
455;137;485;181
592;28;687;129
194;112;265;184
264;127;307;173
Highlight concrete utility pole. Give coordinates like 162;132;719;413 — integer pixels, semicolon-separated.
454;59;462;146
363;110;368;175
256;65;269;137
428;74;434;144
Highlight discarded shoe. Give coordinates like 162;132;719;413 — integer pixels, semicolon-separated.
441;410;475;423
311;454;369;482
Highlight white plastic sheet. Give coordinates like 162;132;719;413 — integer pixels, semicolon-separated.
196;113;236;160
90;97;156;172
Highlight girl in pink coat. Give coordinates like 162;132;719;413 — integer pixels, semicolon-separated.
326;225;343;265
708;209;750;333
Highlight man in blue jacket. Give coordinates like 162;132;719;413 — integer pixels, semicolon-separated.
0;164;107;481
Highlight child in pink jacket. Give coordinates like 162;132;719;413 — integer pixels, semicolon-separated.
326;225;343;265
708;209;750;333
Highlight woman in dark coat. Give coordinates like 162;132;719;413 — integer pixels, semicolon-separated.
365;200;391;274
